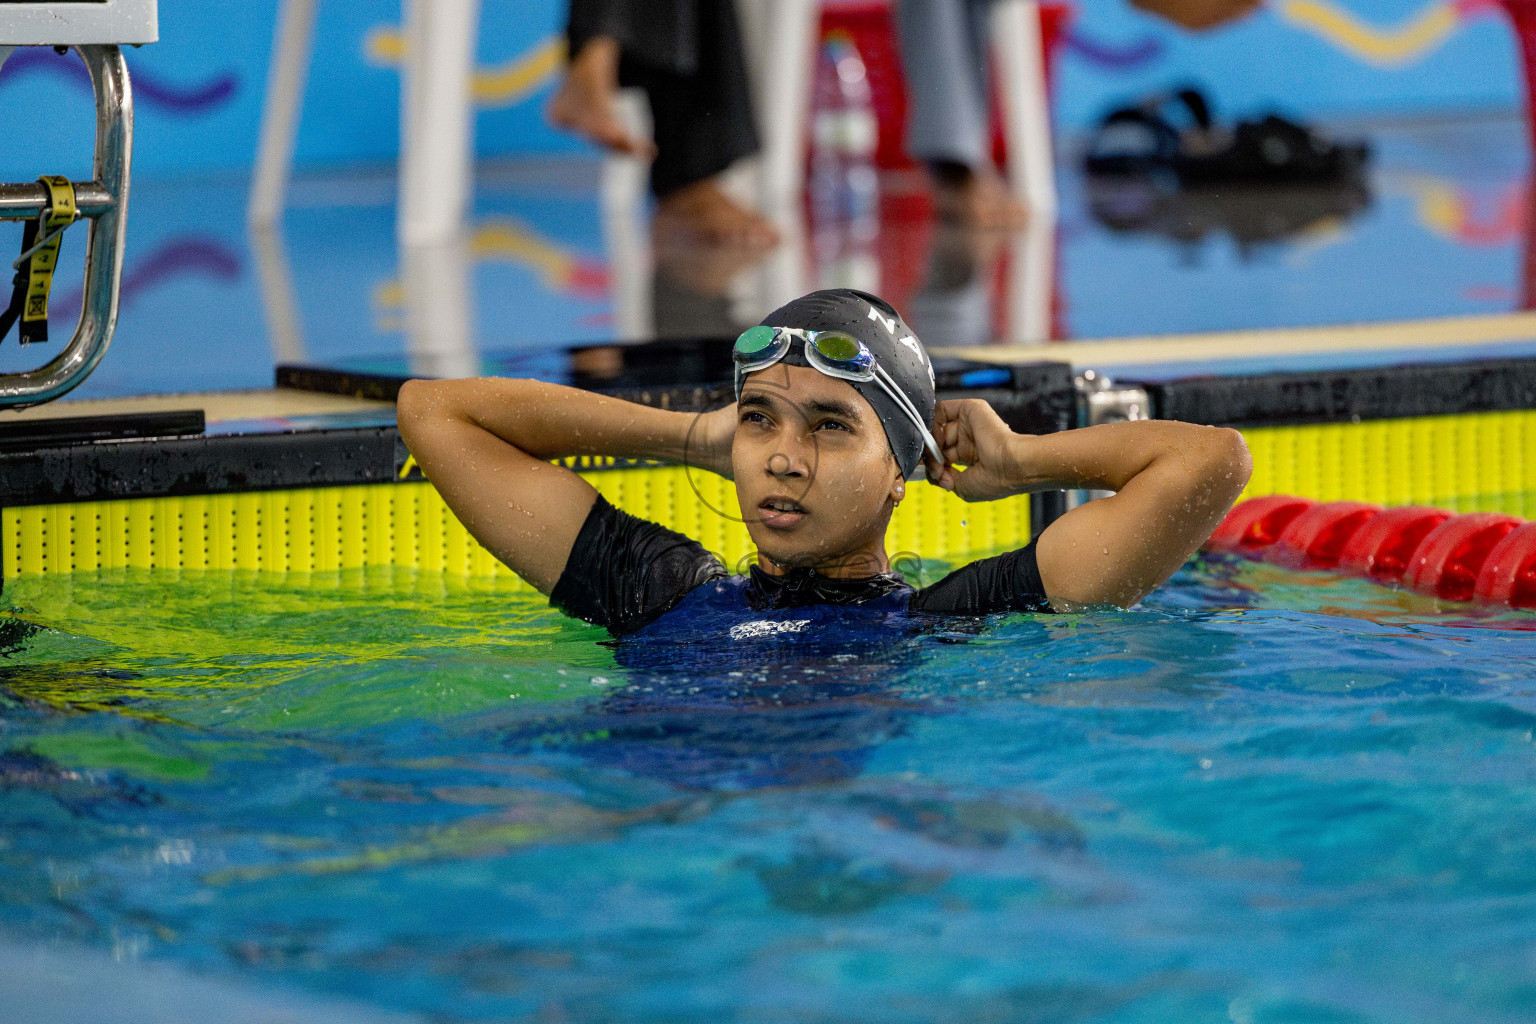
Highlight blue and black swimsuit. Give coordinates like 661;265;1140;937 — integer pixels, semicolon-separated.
550;495;1054;639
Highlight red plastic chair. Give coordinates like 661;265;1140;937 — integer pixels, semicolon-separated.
818;1;1073;172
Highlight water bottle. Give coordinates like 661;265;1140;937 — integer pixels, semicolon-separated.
809;30;879;288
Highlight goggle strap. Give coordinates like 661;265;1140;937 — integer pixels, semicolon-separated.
873;364;944;465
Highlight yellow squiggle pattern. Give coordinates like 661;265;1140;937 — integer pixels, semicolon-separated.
1386;171;1527;246
364;27;566;109
374;218;603;328
1275;0;1463;67
468;220;584;285
1416;177;1467;239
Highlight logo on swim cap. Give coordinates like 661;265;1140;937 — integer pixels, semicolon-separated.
867;307;898;336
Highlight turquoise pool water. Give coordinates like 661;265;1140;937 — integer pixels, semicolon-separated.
2;554;1535;1022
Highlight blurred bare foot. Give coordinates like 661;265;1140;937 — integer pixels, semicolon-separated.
654;234;775;296
654;179;781;248
546;37;656;159
570;345;624;380
930;162;1028;230
1129;0;1262;30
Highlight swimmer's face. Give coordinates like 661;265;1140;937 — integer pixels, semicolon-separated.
732;362;905;576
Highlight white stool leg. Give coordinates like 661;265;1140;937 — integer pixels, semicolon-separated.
1006;211;1054;343
991;0;1056;218
250;225;307;363
402;238;479;379
248;0;317;228
399;0;480;246
737;0;818;216
601;89;654;341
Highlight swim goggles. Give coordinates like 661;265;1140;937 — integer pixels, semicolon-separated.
732;325;944;468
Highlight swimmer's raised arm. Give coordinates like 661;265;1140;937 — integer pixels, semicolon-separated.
928;399;1252;610
396;378;736;594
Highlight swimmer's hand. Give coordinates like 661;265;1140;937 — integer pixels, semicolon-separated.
933;397;1253;609
928;399;1022;502
688;402;738;480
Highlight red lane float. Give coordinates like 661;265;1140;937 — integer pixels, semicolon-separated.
1264;501;1382;570
1206;495;1315;555
1403;513;1522;602
1473;521;1536;609
1208;497;1536;609
1335;506;1454;582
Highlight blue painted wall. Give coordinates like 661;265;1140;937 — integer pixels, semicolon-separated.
1056;0;1521;128
0;0;1524;181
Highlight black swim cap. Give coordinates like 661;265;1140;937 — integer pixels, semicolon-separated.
755;289;937;479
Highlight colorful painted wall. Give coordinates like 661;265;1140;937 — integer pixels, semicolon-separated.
0;0;1525;180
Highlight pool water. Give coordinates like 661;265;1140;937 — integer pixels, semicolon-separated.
2;553;1536;1023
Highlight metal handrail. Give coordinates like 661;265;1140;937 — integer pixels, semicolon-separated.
0;45;131;410
0;182;117;219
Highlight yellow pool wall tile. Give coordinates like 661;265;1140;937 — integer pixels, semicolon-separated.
3;466;1030;587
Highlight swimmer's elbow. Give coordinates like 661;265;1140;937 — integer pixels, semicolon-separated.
1182;426;1251;516
395;378;438;441
396;378;477;452
1209;427;1253;498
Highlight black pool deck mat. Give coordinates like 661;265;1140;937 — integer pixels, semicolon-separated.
1;346;1075;509
4;334;1536;510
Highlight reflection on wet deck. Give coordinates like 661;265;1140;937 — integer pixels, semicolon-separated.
0;112;1528;403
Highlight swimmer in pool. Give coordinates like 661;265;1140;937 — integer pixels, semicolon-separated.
397;289;1251;635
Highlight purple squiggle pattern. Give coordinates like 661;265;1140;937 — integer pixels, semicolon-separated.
1063;29;1165;70
52;236;242;322
0;49;236;114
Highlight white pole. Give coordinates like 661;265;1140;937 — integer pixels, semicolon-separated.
1007;211;1054;343
992;0;1057;218
250;225;307;363
247;0;317;228
402;239;479;378
600;89;654;341
399;0;480;246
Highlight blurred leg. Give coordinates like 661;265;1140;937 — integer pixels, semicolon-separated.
895;0;1025;227
738;0;819;215
630;0;759;199
629;1;777;246
1498;1;1536;307
894;0;989;168
547;35;656;158
248;0;317;227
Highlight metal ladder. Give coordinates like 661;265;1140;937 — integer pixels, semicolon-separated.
0;1;155;409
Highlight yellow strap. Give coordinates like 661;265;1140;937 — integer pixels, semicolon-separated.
40;174;77;229
21;175;77;325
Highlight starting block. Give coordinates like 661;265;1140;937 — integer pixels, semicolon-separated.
0;0;157;409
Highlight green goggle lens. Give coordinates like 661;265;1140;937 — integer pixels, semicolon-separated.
734;325;778;356
811;331;863;363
